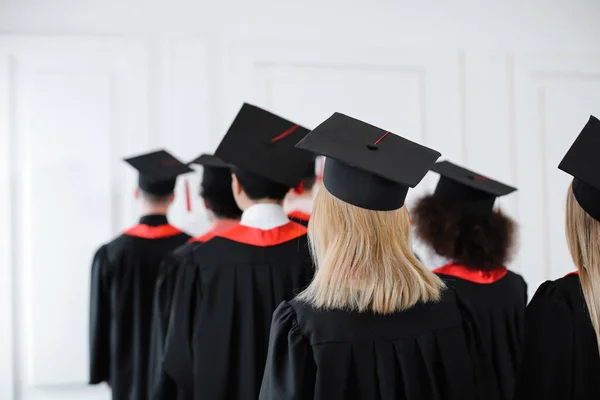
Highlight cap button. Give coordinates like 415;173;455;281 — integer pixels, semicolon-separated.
366;143;379;150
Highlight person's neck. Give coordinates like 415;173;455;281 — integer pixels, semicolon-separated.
243;199;283;210
140;204;170;217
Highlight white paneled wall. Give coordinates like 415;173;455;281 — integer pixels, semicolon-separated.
1;1;600;399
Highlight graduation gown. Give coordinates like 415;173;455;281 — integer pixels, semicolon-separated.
259;289;500;400
434;263;527;400
287;210;310;227
514;273;600;399
89;215;190;400
148;220;238;400
155;221;314;400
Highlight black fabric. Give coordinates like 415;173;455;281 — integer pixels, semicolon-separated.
148;243;199;400
302;155;317;179
232;166;290;200
432;161;516;196
139;176;177;196
558;115;600;198
289;216;309;227
259;289;500;400
296;112;440;210
89;220;190;400
189;154;230;168
434;177;497;215
514;274;600;399
215;103;314;188
572;177;600;222
437;271;527;400
153;234;314;400
139;214;169;226
323;158;408;210
125;149;192;196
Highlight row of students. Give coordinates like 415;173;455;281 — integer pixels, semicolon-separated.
89;102;600;400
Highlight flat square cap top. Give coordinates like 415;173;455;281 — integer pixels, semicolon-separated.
296;112;440;188
559;115;600;190
432;161;516;197
189;154;230;169
215;103;314;188
124;149;193;180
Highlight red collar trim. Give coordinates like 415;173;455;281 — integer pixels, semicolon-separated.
213;221;307;247
189;220;241;243
565;271;579;277
433;263;508;284
123;224;183;239
287;210;311;222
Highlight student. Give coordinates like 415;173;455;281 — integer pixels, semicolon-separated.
515;115;600;399
89;150;192;400
285;156;317;226
153;104;315;400
413;161;526;400
259;113;499;400
148;153;241;397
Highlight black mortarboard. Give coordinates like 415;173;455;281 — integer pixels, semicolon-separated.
432;161;517;215
296;112;441;211
189;153;232;193
215;103;314;188
124;150;192;196
559;115;600;221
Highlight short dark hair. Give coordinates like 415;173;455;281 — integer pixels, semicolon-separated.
301;176;317;192
201;185;242;219
232;166;289;201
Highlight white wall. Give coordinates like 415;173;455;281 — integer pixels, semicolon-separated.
1;1;600;399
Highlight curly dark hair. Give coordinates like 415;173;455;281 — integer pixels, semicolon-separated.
413;195;517;270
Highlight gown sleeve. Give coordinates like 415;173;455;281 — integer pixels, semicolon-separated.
152;259;199;400
513;281;573;400
89;245;111;385
259;302;316;400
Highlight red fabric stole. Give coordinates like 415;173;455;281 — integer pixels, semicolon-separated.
433;263;508;284
123;224;183;239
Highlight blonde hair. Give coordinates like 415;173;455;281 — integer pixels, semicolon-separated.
298;187;445;314
566;183;600;350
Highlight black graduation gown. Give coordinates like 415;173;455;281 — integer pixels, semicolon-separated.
89;215;190;400
287;210;310;227
154;221;314;400
148;226;225;400
259;290;500;400
434;264;527;400
514;273;600;399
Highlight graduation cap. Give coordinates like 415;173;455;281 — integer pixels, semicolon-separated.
559;115;600;221
431;161;516;215
189;153;233;193
125;150;192;195
215;103;314;188
296;112;441;211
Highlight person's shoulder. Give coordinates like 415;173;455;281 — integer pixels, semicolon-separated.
503;269;528;290
527;273;584;321
288;291;463;346
534;273;581;301
101;232;134;255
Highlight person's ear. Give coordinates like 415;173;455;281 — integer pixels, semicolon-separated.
134;188;141;199
168;193;175;205
232;173;242;196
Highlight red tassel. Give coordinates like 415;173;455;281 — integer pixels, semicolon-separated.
185;179;192;212
294;181;304;195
